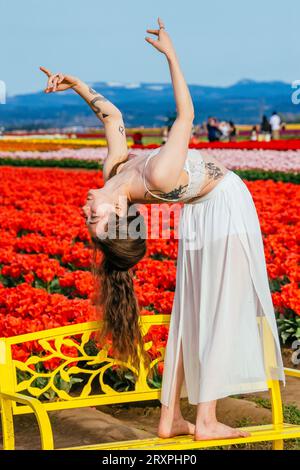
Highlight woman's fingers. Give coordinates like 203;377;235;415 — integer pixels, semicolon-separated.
44;75;55;92
45;73;63;92
52;76;59;92
40;66;52;77
40;67;55;93
57;73;64;84
157;17;165;29
146;29;159;36
46;75;55;92
52;73;64;91
145;37;158;47
145;18;166;44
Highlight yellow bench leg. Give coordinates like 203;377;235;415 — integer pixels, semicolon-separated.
272;439;284;450
1;392;54;450
0;398;15;450
269;380;284;450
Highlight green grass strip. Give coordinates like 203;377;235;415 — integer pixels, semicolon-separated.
0;157;101;169
0;157;299;183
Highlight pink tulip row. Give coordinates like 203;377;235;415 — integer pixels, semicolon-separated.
1;148;300;173
199;149;300;173
0;148;109;161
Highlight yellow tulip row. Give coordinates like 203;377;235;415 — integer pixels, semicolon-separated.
0;137;135;147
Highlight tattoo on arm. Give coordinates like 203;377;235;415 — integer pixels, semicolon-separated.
88;87;108;101
88;88;109;119
89;87;98;95
144;163;224;201
204;162;223;180
119;125;125;135
144;184;188;201
143;162;225;202
90;96;102;115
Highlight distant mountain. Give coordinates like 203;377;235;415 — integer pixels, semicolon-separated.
0;79;298;129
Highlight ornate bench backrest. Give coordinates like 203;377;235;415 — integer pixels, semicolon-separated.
0;315;169;414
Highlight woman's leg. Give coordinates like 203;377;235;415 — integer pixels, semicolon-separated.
158;344;251;440
195;401;250;440
157;342;195;438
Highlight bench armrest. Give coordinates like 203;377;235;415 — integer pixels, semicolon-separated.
284;367;300;378
0;391;54;449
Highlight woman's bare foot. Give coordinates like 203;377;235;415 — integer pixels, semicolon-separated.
158;417;195;439
194;421;251;441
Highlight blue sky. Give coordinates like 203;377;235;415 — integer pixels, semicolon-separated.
1;0;299;95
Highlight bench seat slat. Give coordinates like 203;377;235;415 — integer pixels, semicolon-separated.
59;423;300;450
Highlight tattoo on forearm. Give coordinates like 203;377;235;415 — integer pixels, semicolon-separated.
119;125;125;135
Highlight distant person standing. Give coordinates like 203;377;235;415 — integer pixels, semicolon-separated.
269;111;281;140
161;126;169;145
189;128;199;146
250;125;258;141
219;121;231;141
166;111;177;131
194;124;203;139
132;131;143;145
207;117;222;142
260;115;272;142
228;121;237;142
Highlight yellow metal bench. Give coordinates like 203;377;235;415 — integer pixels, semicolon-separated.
0;315;299;450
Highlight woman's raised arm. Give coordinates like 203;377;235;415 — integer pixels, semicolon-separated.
144;19;194;193
40;67;128;181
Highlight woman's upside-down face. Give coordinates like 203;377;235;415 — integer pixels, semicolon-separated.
82;187;128;240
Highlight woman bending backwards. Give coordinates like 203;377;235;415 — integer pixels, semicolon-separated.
40;18;285;441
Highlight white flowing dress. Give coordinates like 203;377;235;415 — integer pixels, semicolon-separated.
143;147;286;406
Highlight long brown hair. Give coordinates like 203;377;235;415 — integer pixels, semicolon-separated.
91;158;152;378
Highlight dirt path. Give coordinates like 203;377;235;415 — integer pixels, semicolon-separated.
0;407;154;450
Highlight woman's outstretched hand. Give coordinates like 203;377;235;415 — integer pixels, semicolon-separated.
40;66;79;93
145;18;176;59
